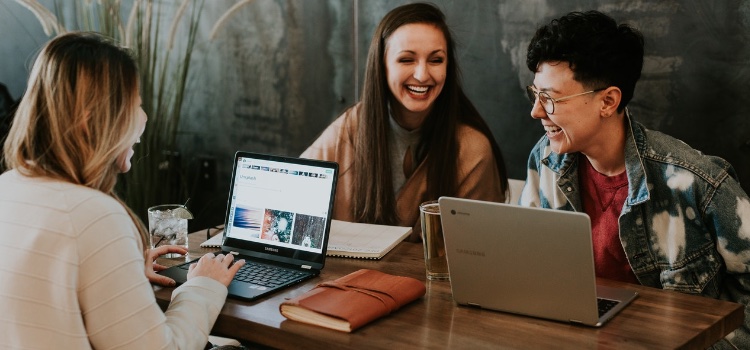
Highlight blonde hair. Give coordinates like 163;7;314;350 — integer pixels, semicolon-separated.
3;32;149;248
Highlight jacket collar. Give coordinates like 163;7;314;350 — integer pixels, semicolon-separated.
542;109;651;206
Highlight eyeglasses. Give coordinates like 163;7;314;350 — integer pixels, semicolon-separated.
526;86;606;114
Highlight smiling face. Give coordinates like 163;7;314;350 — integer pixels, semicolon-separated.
384;23;447;130
530;61;605;155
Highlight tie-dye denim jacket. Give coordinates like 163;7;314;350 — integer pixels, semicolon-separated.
519;112;750;349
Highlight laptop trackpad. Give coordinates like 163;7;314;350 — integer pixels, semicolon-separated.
228;280;267;300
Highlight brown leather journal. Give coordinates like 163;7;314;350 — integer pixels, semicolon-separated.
279;269;426;332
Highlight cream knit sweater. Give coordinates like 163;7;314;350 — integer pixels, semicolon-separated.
0;170;227;349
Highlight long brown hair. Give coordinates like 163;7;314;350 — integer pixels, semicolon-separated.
3;32;149;249
354;2;508;224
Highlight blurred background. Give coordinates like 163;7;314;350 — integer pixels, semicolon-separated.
1;0;748;231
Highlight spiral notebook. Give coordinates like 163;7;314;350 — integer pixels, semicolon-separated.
201;232;224;247
201;220;411;258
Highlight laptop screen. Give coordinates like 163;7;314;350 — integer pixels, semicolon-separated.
222;152;338;267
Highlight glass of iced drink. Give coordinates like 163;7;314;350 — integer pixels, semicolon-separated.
147;204;193;258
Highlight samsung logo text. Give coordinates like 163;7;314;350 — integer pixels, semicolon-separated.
456;248;485;257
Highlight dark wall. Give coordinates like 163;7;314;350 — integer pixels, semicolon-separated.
354;0;750;187
2;0;748;228
177;1;355;227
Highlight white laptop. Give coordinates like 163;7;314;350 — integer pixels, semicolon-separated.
438;197;638;327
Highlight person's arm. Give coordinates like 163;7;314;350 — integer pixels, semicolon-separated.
76;198;228;349
453;126;505;203
706;178;750;349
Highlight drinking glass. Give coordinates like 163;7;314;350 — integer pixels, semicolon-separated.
419;200;449;280
148;204;191;258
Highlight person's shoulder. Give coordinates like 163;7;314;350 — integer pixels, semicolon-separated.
455;122;490;144
322;104;360;133
301;103;361;159
34;177;129;224
640;125;716;159
55;181;124;212
628;116;692;155
637;124;735;177
0;172;131;238
339;103;362;127
64;186;136;246
0;170;118;210
454;123;494;155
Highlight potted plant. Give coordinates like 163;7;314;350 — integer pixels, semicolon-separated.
11;0;252;221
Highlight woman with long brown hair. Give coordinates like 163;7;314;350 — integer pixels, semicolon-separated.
303;3;508;240
0;32;243;348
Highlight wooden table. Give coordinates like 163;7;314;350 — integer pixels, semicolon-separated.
154;230;744;349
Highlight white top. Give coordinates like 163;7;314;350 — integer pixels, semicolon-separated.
0;170;228;349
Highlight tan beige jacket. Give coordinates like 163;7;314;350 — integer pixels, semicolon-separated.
302;104;506;241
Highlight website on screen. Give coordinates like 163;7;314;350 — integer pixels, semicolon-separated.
225;157;334;253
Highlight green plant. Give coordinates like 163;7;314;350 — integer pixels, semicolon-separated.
12;0;252;221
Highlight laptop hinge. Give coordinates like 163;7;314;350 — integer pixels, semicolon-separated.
301;265;312;269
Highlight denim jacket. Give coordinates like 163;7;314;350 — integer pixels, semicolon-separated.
520;112;750;349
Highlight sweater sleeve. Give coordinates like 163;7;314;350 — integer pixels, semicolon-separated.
75;195;227;350
454;125;505;203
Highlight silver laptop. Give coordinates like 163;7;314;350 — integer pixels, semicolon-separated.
438;197;637;327
159;151;338;300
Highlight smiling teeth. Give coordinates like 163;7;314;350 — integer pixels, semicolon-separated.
544;126;562;133
407;85;428;94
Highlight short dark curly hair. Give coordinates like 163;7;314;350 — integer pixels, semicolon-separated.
526;10;644;112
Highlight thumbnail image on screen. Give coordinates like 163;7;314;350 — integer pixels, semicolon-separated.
291;214;325;249
232;206;263;238
261;209;294;243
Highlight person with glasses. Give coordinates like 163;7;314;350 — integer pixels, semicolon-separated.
520;11;750;348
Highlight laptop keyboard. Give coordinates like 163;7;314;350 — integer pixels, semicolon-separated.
597;298;620;317
178;260;308;288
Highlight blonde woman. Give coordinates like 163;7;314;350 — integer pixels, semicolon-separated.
0;32;244;349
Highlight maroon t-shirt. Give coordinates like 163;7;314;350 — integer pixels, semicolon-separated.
579;156;639;284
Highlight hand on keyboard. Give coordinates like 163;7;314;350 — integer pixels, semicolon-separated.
188;252;246;287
